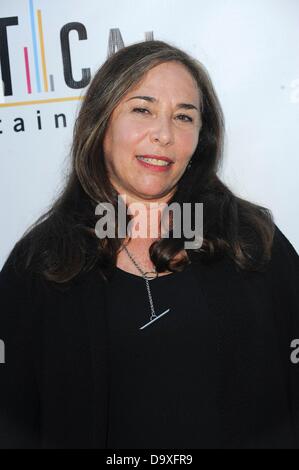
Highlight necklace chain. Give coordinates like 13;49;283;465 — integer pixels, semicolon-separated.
122;245;158;320
122;245;157;279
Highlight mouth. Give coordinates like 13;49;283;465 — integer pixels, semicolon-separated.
136;155;174;168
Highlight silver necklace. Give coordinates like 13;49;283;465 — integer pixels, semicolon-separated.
122;245;171;330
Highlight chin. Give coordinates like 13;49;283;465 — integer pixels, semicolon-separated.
133;186;169;199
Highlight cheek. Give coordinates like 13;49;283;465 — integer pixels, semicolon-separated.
113;119;146;150
177;130;199;158
104;122;145;171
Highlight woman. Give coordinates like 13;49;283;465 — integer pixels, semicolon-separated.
0;40;298;449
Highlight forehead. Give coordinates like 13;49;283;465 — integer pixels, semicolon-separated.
124;61;201;105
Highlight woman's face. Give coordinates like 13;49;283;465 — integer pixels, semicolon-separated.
103;61;202;205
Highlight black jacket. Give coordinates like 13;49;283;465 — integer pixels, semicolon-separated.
0;225;298;449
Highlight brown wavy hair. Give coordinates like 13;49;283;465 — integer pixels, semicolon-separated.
11;39;275;285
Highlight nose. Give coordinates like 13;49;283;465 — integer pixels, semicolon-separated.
150;116;174;146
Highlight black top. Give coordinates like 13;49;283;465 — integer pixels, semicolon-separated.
0;224;298;449
105;264;219;449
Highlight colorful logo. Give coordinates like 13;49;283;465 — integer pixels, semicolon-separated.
0;0;92;108
0;0;154;108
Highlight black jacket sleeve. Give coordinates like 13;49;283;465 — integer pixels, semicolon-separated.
0;244;41;449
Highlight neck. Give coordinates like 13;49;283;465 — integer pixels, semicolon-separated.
119;191;175;240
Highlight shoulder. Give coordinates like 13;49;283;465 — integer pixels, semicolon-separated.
1;233;83;294
0;236;53;314
267;224;299;278
192;223;298;291
262;224;299;327
272;224;298;256
0;240;40;330
1;239;34;294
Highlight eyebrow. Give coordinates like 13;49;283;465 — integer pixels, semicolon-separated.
126;95;199;112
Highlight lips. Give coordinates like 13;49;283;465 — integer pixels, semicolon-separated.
136;155;174;163
136;155;173;171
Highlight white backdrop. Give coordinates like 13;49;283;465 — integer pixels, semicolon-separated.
0;0;298;268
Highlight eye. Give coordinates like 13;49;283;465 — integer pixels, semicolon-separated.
132;108;193;123
132;107;150;114
176;114;193;123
